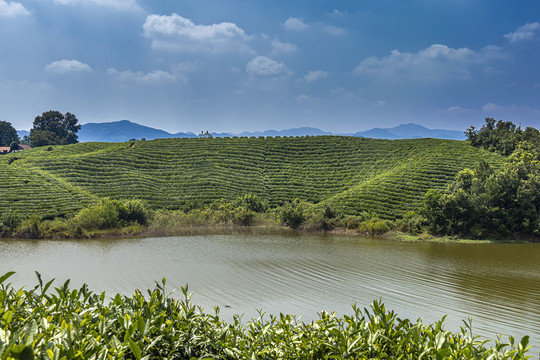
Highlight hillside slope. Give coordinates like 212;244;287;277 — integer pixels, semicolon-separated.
0;136;503;219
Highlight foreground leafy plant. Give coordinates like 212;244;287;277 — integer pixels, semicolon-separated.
0;272;532;359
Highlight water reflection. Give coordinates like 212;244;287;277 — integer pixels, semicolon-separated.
0;234;539;353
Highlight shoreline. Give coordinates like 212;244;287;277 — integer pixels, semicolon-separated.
1;222;537;244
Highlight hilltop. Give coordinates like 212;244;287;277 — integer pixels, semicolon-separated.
0;136;501;220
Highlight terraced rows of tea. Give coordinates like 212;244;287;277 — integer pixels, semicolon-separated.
0;136;503;219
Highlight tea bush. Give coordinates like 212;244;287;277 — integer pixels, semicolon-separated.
0;272;532;359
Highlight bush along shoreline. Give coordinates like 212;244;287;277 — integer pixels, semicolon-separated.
0;272;533;359
0;193;538;242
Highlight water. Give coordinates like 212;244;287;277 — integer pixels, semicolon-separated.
1;234;539;354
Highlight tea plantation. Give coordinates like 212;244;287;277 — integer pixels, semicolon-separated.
0;136;503;219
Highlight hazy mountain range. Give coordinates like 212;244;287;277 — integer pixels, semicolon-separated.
17;120;466;142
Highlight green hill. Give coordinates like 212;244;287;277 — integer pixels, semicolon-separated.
0;136;503;219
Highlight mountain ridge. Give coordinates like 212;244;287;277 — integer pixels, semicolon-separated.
17;120;466;142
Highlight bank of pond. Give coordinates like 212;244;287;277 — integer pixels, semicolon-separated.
0;271;533;359
0;196;538;243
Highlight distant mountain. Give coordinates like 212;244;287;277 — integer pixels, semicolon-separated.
77;120;196;142
353;123;465;140
16;121;466;142
17;130;29;139
238;127;333;137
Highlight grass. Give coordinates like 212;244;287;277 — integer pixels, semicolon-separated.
0;136;503;221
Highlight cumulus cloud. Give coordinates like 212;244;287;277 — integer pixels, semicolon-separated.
504;22;540;42
0;0;29;17
45;59;92;74
354;44;503;82
283;17;308;31
143;13;252;53
53;0;140;11
304;70;328;82
481;103;502;113
271;39;298;54
246;56;291;76
107;68;187;85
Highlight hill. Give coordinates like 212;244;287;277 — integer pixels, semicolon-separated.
0;136;502;219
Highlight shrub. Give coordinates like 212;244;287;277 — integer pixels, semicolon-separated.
280;199;306;229
304;212;334;231
239;193;267;213
74;198;149;230
395;211;426;234
18;216;41;238
121;199;149;226
359;218;391;235
0;210;23;230
233;206;256;226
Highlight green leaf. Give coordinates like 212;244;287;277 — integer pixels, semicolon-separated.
128;338;142;360
0;271;15;285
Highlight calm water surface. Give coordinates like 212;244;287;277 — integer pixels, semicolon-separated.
1;234;539;353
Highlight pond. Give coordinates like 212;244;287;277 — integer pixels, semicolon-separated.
1;234;539;353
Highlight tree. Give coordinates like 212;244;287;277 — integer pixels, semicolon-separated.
9;141;19;152
0;120;19;147
465;118;538;156
29;110;81;147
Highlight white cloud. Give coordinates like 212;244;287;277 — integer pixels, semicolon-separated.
45;59;92;74
481;103;502;113
246;56;291;76
143;13;252;53
504;22;540;42
283;17;308;31
354;44;503;82
0;0;29;17
304;70;328;82
331;9;347;17
107;68;187;85
53;0;140;11
271;39;298;54
442;106;472;113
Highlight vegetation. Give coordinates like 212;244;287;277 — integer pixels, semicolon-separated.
0;121;18;147
2;125;539;240
466;117;540;156
0;136;502;221
0;272;532;359
29;111;81;147
420;119;540;239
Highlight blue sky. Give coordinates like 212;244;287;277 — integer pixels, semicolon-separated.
1;0;539;133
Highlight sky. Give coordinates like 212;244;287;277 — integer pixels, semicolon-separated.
0;0;539;133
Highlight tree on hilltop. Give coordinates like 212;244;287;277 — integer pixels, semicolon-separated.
465;117;540;156
30;111;81;147
0;120;19;147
